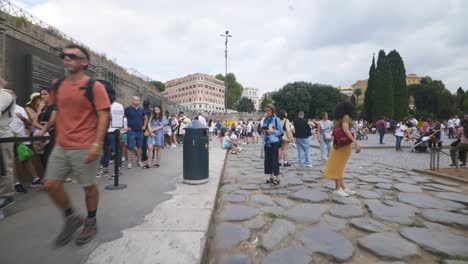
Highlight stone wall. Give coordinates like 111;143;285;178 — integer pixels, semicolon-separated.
0;11;189;114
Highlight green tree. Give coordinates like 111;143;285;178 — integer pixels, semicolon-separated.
374;50;394;120
409;77;456;119
272;82;343;119
363;55;376;121
353;88;362;106
215;73;244;109
387;50;408;121
150;81;166;92
260;97;272;112
235;97;255;113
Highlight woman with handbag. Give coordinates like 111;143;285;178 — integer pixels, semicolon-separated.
323;102;361;197
317;112;333;161
263;104;283;186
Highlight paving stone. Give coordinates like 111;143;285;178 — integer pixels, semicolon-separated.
350;217;392;233
273;197;294;208
423;221;458;233
375;189;392;196
282;175;303;186
421;209;468;227
358;232;420;260
356;175;392;183
251;194;276;206
240;184;260;191
423;183;462;193
357;190;382;199
398;193;465;210
232;190;253;195
220;205;259;222
284;204;329;224
331;196;361;205
245;218;266;230
422;185;444;191
408;176;431;183
260;207;284;217
221;255;252;264
324;182;338;190
400;227;468;257
260;182;288;190
262;247;311;264
263;189;291;196
287;185;306;191
376;262;406;264
297;229;354;262
297;175;320;182
383;200;420;213
376;183;393;190
223;184;241;193
461;209;468;215
318;215;347;231
365;200;416;225
289;189;329;203
222;194;248;203
430;179;459;186
330;204;364;218
393;183;423;193
260;219;296;251
214;223;251;250
358;185;373;190
435;192;468;205
397;178;418;184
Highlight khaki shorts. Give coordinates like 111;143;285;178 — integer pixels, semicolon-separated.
45;146;100;187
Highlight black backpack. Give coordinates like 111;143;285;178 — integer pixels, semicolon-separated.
52;78;115;110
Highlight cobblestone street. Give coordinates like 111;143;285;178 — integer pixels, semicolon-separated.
207;142;468;264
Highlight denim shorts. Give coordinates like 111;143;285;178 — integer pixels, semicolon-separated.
127;130;144;149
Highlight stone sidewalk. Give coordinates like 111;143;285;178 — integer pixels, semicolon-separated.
207;143;468;264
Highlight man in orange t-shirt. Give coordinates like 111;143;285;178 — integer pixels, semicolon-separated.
39;44;110;247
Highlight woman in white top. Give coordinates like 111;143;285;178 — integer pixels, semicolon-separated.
317;112;333;161
208;119;215;141
394;120;407;151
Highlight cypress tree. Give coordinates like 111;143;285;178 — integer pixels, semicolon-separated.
374;50;394;120
363;55;376;121
387;50;408;121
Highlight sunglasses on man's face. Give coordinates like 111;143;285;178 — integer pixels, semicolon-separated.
59;53;85;60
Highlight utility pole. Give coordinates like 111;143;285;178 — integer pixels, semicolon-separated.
220;30;232;115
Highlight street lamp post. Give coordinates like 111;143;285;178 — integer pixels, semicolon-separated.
220;30;232;115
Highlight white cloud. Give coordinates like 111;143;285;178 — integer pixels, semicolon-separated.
17;0;468;92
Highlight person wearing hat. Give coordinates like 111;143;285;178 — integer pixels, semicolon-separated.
25;92;45;133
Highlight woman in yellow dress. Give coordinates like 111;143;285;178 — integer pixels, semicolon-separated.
323;101;361;197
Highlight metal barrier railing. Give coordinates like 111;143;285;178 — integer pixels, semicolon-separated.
429;146;460;170
0;130;126;190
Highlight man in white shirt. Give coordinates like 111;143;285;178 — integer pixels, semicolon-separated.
410;117;418;127
0;82;15;211
447;117;455;139
98;97;124;178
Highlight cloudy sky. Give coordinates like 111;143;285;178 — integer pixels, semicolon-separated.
16;0;468;93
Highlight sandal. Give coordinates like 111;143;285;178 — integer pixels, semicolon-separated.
143;165;150;169
270;179;281;186
153;164;159;168
265;177;274;184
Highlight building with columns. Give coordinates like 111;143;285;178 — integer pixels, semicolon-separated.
163;73;226;113
242;87;261;111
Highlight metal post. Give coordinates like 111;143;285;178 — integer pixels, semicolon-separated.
436;148;440;170
105;129;127;190
220;30;232;116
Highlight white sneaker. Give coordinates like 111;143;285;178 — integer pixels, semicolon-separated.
239;148;244;152
333;188;349;197
122;157;126;162
138;161;145;167
127;163;132;169
344;188;356;195
171;144;177;148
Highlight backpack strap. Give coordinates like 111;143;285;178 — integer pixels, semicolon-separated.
81;78;96;112
1;95;14;117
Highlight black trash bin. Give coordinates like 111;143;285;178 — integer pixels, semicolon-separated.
183;120;209;184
